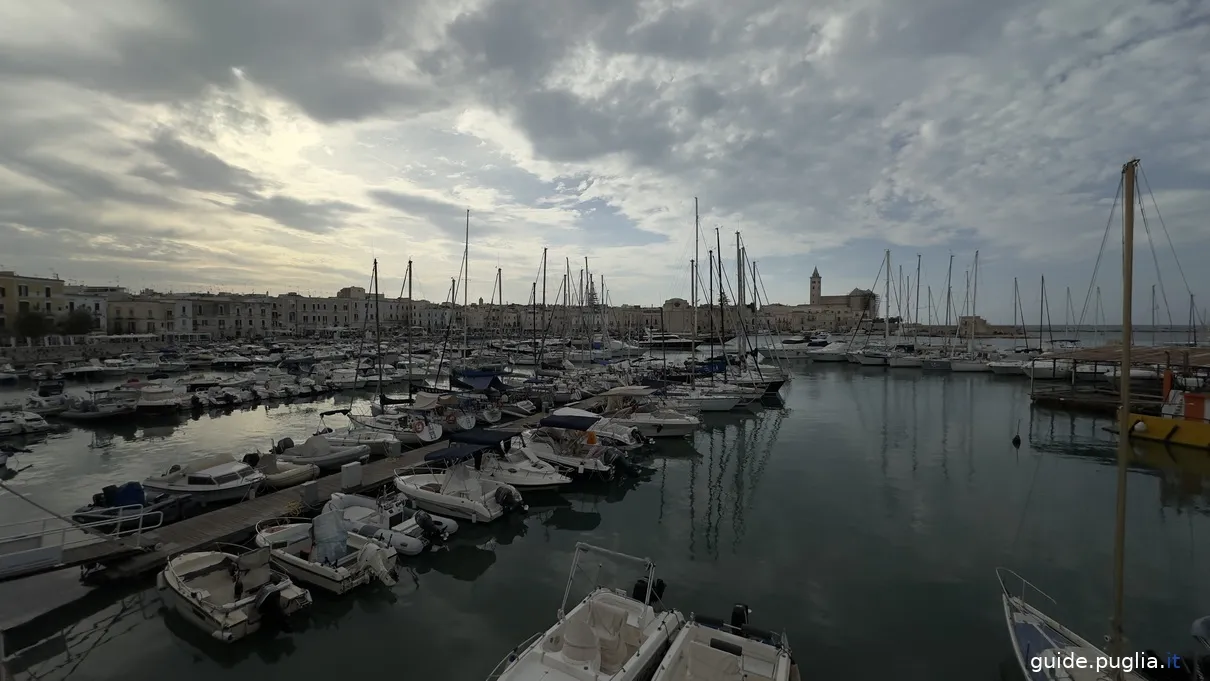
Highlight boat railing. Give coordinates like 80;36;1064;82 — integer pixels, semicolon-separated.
485;631;543;680
995;567;1057;607
0;504;164;579
391;463;453;477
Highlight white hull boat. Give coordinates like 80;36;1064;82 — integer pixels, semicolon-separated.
607;412;700;439
275;435;371;471
156;548;311;642
651;606;798;681
513;431;617;478
445;430;573;490
887;354;923;368
489;542;685;681
327;492;458;556
989;361;1027;375
143;454;265;504
0;411;51;436
394;451;527;523
254;513;398;595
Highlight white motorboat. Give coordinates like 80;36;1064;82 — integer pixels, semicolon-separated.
393;447;527;523
488;542;685;681
274;435;371;471
243;452;319;490
1022;358;1073;380
0;410;51;436
325;492;458;556
651;605;799;681
543;410;649;450
143;454;265;503
636;385;740;412
989;360;1027;376
137;383;186;414
155;547;311;642
59;389;138;421
513;418;639;478
254;513;398;595
500;398;538;418
446;429;573;490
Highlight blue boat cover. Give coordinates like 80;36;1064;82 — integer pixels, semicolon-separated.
538;414;600;431
112;481;146;507
448;429;515;446
451;375;509;392
424;443;486;463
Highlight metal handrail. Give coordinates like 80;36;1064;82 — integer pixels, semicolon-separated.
995;567;1057;606
485;631;543;680
0;505;163;546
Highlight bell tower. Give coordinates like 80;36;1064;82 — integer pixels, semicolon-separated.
810;267;821;305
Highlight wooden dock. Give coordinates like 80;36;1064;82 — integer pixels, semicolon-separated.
73;401;597;582
1030;384;1163;416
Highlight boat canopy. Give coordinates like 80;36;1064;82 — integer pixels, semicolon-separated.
447;429;515;448
451;375;510;393
538;414;601;431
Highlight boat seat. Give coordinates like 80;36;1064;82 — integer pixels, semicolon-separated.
237;549;272;592
561;619;601;669
588;600;631;674
684;640;743;681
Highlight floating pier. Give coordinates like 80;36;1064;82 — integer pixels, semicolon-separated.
1028;345;1207;415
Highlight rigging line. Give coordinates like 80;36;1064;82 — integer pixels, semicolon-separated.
1135;176;1176;327
1139;165;1202;320
1075;175;1123;330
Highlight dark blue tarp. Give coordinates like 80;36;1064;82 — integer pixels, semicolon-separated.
538;414;601;431
448;429;515;446
451;375;509;392
424;443;485;463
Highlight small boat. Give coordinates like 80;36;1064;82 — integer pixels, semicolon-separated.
488;542;685;681
71;482;202;535
511;418;637;478
500;398;538;418
540;410;648;450
393;445;527;523
136;383;185;414
650;605;799;681
156;547;312;642
254;512;398;595
241;452;319;490
143;454;265;504
312;408;403;457
447;429;573;490
59;389;138;421
274;435;371;471
325;492;458;556
0;411;51;436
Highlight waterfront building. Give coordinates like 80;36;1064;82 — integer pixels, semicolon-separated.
0;271;67;335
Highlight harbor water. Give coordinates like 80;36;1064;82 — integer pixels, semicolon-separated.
1;362;1208;681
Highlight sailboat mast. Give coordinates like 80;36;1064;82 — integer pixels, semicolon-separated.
715;228;728;379
883;249;891;343
708;249;715;367
914;254;921;346
693;198;699;345
539;248;547;366
970;250;979;353
406;260;413;393
944;254;954;349
1109;159;1139;664
372;259;382;392
1012;278;1019;344
462;209;470;350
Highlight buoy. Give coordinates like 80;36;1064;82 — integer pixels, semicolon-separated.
1011;434;1021;449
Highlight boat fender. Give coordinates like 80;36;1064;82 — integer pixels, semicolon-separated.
494;486;524;512
585;432;598;445
709;638;744;657
730;604;751;629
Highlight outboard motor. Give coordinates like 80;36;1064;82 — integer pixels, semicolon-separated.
242;452;261;467
472;449;484;471
494;486;526;513
730;604;751;629
273;437;295;455
631;577;667;603
413;510;448;542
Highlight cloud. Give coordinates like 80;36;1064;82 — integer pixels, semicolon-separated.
0;0;1207;319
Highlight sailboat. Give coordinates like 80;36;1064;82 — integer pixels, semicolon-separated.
996;159;1192;680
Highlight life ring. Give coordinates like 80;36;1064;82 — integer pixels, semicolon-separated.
412;420;425;433
585;432;598;446
445;413;457;424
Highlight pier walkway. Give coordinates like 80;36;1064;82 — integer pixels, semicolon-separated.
4;400;598;585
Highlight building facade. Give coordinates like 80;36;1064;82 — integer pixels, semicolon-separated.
0;271;68;336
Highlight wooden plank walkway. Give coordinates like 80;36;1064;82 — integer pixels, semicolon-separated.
82;400;598;581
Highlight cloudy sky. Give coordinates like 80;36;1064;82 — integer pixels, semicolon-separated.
0;0;1207;323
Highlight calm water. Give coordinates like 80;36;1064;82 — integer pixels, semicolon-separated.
2;364;1209;681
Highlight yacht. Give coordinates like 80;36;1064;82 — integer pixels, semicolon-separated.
447;429;573;491
0;411;51;436
637;332;698;351
488;542;685;681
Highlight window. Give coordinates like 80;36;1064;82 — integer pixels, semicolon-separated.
213;472;241;485
0;287;4;296
18;285;28;296
186;475;215;485
44;287;50;298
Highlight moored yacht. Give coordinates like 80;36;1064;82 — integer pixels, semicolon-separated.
447;429;573;490
393;445;527;523
143;454;265;504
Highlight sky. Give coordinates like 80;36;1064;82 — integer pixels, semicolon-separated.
0;0;1207;324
